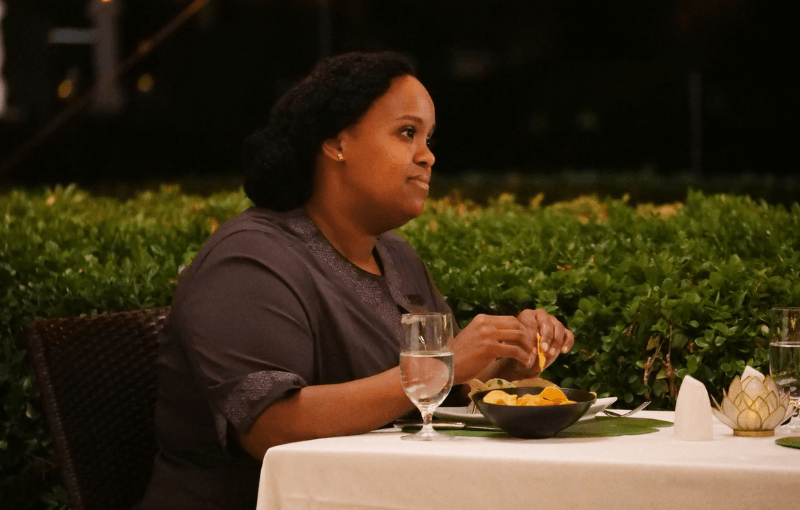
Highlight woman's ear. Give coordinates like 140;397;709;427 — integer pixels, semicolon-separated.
320;137;344;163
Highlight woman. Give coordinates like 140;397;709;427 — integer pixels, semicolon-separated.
140;51;574;510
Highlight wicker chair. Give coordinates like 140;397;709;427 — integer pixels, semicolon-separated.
26;307;170;510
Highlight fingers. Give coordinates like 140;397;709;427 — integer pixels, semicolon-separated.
550;320;566;355
452;315;532;380
482;315;539;366
516;309;540;333
517;309;552;351
479;321;531;366
492;343;532;367
517;308;575;359
508;310;539;361
474;314;524;332
538;316;555;353
562;328;575;353
469;314;526;345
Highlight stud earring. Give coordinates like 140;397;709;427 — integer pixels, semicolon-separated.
337;154;344;161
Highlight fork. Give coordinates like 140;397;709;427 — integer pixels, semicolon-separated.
602;401;651;418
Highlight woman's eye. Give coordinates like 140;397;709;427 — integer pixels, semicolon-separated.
401;127;416;139
426;137;436;149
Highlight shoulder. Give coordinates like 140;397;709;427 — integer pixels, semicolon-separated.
177;207;314;297
169;209;317;333
209;207;302;246
195;207;307;269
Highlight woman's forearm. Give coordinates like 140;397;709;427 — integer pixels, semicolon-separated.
237;366;414;459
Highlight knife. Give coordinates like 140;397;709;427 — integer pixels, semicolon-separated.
393;420;502;431
393;420;466;429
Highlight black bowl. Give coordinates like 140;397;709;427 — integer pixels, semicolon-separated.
472;387;596;438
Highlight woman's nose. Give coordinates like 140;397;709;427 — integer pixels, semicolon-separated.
416;142;435;167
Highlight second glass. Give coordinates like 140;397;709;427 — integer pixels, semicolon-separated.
769;307;800;433
399;312;455;441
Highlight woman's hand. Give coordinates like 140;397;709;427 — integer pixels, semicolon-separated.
450;314;535;385
517;308;574;372
452;309;574;385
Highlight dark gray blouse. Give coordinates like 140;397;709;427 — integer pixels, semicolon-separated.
140;207;453;510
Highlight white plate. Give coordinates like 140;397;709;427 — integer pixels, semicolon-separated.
581;397;617;421
435;396;618;425
434;406;493;426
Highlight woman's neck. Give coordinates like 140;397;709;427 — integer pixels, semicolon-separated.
304;201;382;276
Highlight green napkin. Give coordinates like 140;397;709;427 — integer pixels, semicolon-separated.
403;416;672;439
775;436;800;449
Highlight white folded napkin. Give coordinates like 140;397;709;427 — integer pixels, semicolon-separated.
674;375;714;441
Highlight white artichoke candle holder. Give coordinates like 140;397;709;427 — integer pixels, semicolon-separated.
711;374;796;437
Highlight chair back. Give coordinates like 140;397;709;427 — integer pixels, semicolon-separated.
26;307;170;510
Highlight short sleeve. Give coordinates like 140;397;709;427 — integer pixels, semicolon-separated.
170;230;315;443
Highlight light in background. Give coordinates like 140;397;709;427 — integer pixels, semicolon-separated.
48;0;123;113
137;73;155;94
57;80;74;100
0;0;6;117
57;68;81;100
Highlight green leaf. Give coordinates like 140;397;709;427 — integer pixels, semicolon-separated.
709;272;725;289
671;333;689;349
713;322;729;335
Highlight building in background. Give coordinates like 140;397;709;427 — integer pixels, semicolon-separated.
46;0;124;113
0;1;6;117
0;0;794;186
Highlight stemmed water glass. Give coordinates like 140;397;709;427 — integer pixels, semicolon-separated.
399;312;455;441
769;307;800;433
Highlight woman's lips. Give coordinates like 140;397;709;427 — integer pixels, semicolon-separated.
408;175;430;190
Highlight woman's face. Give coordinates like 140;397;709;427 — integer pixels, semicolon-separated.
337;75;436;233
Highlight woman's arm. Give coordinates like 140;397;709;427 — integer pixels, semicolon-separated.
238;312;543;459
238;366;412;459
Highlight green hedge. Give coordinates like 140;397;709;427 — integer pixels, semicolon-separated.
2;185;799;509
1;185;250;509
400;193;800;403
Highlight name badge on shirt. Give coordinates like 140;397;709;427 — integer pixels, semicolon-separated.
404;294;425;306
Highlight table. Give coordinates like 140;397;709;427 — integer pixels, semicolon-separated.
256;411;799;510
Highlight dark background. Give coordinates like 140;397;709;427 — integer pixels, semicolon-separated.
0;0;796;195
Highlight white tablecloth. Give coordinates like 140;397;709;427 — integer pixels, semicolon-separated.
256;411;799;510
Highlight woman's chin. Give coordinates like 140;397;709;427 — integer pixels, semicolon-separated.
405;199;427;221
376;203;425;232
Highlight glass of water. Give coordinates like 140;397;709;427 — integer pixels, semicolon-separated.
399;312;455;441
769;307;800;433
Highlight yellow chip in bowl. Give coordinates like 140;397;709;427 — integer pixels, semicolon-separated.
539;386;569;403
516;394;542;406
483;390;517;405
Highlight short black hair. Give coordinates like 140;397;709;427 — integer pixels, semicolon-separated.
243;51;417;211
